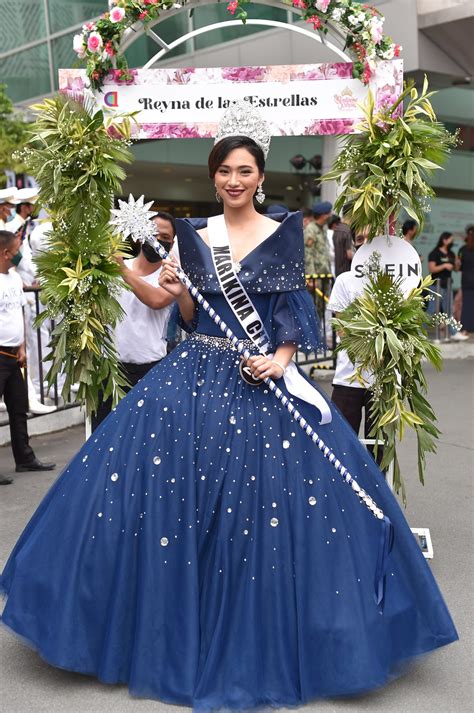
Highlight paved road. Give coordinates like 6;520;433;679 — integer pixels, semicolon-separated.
1;361;472;713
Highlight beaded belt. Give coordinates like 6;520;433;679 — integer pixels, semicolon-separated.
188;333;255;352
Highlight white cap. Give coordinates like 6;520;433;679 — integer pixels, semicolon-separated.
0;187;18;204
13;187;39;204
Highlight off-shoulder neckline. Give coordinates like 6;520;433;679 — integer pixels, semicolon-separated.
183;212;295;266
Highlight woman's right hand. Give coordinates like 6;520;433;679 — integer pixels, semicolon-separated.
159;258;186;297
445;262;454;271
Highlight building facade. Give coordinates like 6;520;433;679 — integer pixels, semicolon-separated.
1;0;473;263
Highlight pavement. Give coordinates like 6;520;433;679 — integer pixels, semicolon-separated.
0;360;472;713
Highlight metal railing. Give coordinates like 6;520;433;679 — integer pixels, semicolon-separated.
430;277;457;343
0;286;76;428
296;273;337;370
1;279;337;426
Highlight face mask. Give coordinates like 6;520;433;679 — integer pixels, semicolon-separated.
10;250;23;266
6;208;16;222
158;239;173;253
142;241;165;264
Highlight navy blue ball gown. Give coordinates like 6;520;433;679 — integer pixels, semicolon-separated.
1;212;457;708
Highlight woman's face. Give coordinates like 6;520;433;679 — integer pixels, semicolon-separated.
214;147;263;208
444;235;453;248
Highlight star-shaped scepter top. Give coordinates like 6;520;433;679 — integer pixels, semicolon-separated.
110;194;158;243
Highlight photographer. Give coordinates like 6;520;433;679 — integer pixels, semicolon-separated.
92;212;176;430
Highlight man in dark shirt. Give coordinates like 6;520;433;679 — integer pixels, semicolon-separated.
333;206;353;276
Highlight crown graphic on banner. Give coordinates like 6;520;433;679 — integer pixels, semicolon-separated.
214;100;272;159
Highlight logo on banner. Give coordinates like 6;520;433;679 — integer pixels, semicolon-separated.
350;236;422;296
334;87;357;111
104;91;118;108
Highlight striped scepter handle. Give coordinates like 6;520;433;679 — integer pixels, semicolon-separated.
152;238;387;525
153;239;393;606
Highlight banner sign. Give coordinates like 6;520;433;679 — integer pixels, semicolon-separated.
350;236;422;297
59;60;402;140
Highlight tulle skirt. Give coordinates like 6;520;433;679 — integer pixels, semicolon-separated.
1;333;458;708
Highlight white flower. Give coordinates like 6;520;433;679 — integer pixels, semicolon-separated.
348;12;365;26
331;8;343;22
370;17;384;44
315;0;330;12
73;34;86;58
381;46;395;60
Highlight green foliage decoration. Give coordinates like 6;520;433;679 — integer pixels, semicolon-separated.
0;84;30;184
321;78;458;240
20;94;134;416
333;258;460;502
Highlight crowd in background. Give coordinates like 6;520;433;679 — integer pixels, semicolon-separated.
301;200;473;342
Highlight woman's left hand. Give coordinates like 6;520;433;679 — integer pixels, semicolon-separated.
244;354;285;381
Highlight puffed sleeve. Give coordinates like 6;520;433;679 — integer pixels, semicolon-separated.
266;289;322;354
172;302;199;334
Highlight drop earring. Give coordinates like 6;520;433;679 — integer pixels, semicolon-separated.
255;184;265;205
215;187;222;203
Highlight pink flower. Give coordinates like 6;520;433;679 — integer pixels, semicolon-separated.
110;7;125;23
107;68;138;85
307;15;322;30
84;22;95;31
315;0;330;11
370;18;384;44
138;11;148;19
87;32;103;53
221;66;266;82
362;61;372;83
227;1;239;15
141;123;203;139
73;34;86;58
63;76;86;92
292;0;307;8
106;124;122;140
394;44;401;57
304;119;355;136
105;41;115;57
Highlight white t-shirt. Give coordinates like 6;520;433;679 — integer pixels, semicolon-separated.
326;228;336;275
327;271;373;389
0;269;26;346
115;259;172;363
6;216;37;286
29;221;52;258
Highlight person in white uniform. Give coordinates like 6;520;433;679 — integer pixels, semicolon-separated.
92;212;176;430
0;187;18;230
0;230;55;485
7;189;55;412
327;234;379;460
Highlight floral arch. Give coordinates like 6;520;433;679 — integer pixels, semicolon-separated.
73;0;401;89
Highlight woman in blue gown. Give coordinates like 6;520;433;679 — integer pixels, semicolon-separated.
0;126;457;708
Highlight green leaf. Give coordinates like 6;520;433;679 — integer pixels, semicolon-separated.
412;157;442;170
365;162;385;178
375;333;384;362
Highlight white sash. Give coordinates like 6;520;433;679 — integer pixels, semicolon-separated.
207;214;332;425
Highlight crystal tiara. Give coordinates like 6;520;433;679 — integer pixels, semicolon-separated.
214;100;272;159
